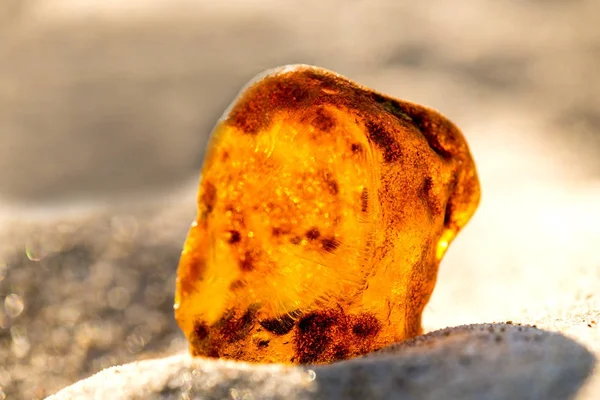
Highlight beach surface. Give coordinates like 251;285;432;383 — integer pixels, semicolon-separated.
0;1;599;398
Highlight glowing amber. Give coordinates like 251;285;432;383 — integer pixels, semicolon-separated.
174;65;480;364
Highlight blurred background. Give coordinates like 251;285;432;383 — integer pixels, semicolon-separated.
1;0;599;398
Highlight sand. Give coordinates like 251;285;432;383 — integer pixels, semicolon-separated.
0;0;598;398
47;324;595;400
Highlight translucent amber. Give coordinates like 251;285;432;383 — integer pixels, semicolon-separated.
174;65;480;364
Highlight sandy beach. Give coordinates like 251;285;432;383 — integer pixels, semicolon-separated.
1;1;599;398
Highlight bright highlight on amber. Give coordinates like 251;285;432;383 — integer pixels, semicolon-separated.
174;65;480;364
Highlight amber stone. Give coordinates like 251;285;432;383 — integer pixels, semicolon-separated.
174;65;480;364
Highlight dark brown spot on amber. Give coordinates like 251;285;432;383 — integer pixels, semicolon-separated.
361;188;369;213
205;346;220;358
442;174;459;227
423;176;434;194
183;255;205;292
228;110;267;136
227;230;241;244
351;143;363;153
352;313;381;337
271;227;284;237
239;251;255;271
191;342;219;358
409;113;453;159
370;92;388;105
218;308;255;343
229;279;246;291
290;236;302;245
302;69;340;92
365;121;400;163
306;227;321;241
259;312;297;335
321;236;340;252
278;80;312;105
295;311;338;364
371;92;413;124
297;311;336;333
444;202;454;227
228;79;312;134
192;321;210;342
321;170;339;196
312;107;336;131
327;180;339;196
332;345;350;360
422;176;443;216
257;339;270;348
202;182;217;213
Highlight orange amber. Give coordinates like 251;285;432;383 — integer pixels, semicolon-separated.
175;65;480;364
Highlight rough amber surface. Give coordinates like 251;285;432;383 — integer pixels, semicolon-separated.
174;65;480;364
